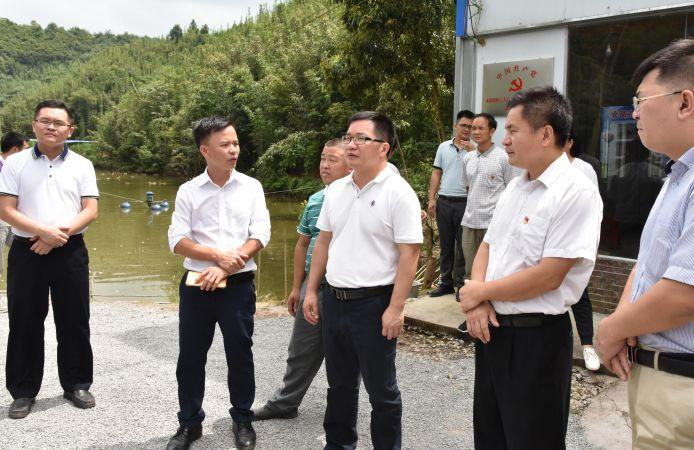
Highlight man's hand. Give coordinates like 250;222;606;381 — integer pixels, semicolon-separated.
29;237;54;255
427;200;436;218
596;318;635;381
287;287;301;316
459;279;487;312
214;249;248;275
382;304;405;340
460;140;475;151
37;225;69;247
303;290;319;325
196;266;228;291
466;302;499;344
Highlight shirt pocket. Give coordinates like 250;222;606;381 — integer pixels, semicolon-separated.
513;215;551;265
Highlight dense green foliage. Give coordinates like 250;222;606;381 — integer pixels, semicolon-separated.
0;0;456;200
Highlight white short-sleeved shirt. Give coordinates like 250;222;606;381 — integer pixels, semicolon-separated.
483;153;603;315
0;146;99;237
571;157;599;187
167;169;271;273
316;167;423;288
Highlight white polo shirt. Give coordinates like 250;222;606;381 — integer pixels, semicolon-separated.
0;146;99;238
167;169;271;273
483;153;602;315
316;167;423;288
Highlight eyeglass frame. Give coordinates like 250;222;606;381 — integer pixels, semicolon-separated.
341;135;386;146
457;123;472;130
34;118;73;129
632;90;683;110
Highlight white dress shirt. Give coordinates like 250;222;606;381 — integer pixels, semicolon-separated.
571;157;599;187
483;153;603;315
316;167;423;288
167;169;271;273
0;146;99;237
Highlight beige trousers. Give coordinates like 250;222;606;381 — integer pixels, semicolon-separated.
461;226;486;280
628;353;694;449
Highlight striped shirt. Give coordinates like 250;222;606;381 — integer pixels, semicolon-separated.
461;146;520;229
297;188;325;274
632;147;694;353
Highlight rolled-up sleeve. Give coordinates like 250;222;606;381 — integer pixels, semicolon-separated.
167;185;192;253
248;182;271;247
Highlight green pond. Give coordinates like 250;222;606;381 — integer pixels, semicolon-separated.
85;171;305;303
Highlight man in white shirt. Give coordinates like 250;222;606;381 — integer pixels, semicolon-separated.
0;100;99;419
166;117;271;450
303;111;422;450
458;87;602;449
461;113;518;281
0;132;30;308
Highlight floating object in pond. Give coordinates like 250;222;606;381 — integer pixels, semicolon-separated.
160;200;169;208
146;191;154;206
151;202;162;211
120;201;131;209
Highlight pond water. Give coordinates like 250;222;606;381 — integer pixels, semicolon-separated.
86;171;306;303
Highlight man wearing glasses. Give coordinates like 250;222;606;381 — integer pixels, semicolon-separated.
303;111;422;449
596;39;694;449
0;100;99;419
427;110;475;297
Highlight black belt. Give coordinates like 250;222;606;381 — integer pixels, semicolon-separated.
495;313;565;328
628;346;694;379
329;284;394;301
438;195;466;203
13;233;83;244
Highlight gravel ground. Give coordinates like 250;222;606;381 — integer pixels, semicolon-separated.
0;301;601;449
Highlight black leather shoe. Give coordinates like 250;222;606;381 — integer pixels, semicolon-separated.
8;397;35;419
63;390;96;409
233;421;256;449
429;285;454;297
251;405;298;421
457;321;468;335
166;425;202;450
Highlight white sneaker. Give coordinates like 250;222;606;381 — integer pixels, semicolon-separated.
583;346;601;371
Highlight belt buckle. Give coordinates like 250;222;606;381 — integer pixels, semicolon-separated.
333;288;347;301
627;346;637;363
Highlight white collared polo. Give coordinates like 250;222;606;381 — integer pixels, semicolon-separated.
483;153;602;315
0;146;99;238
316;168;423;288
167;169;271;273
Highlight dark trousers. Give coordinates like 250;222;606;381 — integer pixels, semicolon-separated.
571;288;594;346
474;313;573;450
5;235;92;399
322;287;401;450
436;197;466;288
176;272;256;427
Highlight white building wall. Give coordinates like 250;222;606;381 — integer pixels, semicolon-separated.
474;27;568;145
473;0;690;35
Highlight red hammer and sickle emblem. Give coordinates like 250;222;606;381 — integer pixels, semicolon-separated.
509;77;523;92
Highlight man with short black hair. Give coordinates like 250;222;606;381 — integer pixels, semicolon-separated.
596;38;694;449
0;100;99;419
167;116;270;450
460;112;518;280
304;111;422;450
459;87;602;449
0;132;30;303
252;138;351;421
427;110;475;296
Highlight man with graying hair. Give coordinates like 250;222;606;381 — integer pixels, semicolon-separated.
252;138;351;421
596;39;694;449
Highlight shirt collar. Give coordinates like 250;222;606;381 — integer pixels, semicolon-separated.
476;145;497;157
348;165;393;190
32;144;69;160
517;153;570;188
195;168;237;187
670;147;694;181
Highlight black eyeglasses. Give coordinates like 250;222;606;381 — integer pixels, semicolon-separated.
341;135;386;146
